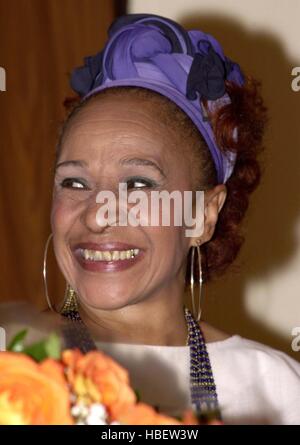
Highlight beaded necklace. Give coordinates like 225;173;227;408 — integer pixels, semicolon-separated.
60;296;220;418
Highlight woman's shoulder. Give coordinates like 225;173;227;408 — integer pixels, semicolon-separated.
207;329;300;376
206;331;300;424
208;333;300;397
201;321;300;375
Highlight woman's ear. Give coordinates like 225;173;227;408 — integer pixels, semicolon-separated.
189;184;227;248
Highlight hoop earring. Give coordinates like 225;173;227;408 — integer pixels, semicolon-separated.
190;239;203;322
43;233;56;311
43;233;79;313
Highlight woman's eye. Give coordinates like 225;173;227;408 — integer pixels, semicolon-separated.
126;177;155;189
60;178;88;190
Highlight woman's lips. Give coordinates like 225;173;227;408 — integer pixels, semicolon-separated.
72;241;144;273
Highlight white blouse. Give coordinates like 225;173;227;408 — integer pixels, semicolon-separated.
96;336;300;425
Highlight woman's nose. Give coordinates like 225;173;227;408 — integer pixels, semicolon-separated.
80;191;118;233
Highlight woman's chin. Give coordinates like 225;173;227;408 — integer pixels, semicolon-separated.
77;291;134;312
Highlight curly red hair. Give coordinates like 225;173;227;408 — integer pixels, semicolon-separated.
198;77;268;281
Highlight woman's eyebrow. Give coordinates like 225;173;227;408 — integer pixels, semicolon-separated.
120;157;166;178
55;157;166;178
55;160;88;171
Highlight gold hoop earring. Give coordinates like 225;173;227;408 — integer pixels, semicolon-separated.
190;239;203;322
43;233;55;311
43;233;78;313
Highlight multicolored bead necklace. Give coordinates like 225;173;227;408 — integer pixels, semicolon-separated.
60;292;220;418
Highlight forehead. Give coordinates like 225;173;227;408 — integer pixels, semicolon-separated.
59;95;182;164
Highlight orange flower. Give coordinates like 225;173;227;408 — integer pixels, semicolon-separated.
62;349;136;418
0;352;73;425
116;402;182;425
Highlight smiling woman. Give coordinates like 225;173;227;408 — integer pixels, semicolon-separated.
43;13;300;424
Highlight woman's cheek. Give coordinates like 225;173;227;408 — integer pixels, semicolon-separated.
51;197;62;233
50;197;81;281
50;195;76;235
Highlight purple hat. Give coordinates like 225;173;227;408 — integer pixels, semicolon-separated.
70;13;245;184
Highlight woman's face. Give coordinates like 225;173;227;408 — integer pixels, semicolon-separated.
51;93;199;310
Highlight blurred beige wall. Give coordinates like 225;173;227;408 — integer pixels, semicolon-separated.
129;0;300;359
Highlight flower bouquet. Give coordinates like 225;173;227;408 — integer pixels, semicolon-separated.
0;330;221;425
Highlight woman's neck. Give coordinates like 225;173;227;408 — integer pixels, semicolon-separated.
78;297;189;347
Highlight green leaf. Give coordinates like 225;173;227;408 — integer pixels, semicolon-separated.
134;389;141;402
23;333;61;362
7;329;28;352
44;333;61;360
23;341;48;362
7;330;62;362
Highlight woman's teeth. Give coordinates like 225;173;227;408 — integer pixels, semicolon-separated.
81;248;140;262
